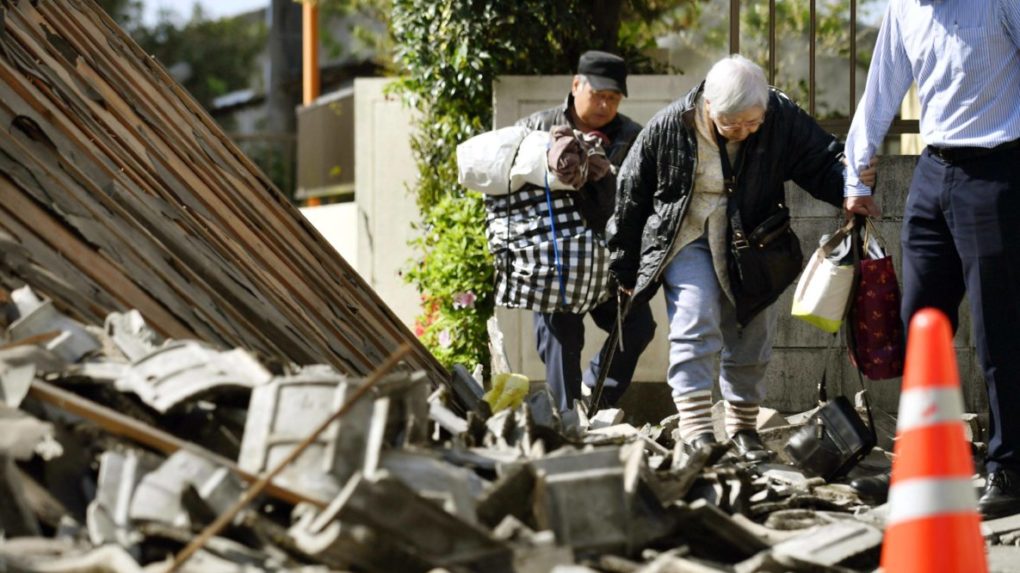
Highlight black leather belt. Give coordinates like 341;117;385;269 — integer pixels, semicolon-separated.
928;138;1020;163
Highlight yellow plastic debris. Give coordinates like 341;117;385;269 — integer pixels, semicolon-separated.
483;372;530;412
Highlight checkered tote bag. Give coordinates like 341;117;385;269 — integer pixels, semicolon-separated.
485;186;611;314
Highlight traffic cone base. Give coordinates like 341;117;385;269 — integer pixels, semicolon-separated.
881;513;985;572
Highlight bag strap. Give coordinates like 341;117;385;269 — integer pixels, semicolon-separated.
842;214;877;440
714;124;746;194
819;219;856;258
543;170;569;309
500;134;528;307
716;125;752;253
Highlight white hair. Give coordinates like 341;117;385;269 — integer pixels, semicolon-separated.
704;54;770;117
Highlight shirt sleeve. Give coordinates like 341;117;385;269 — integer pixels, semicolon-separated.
843;0;914;197
1000;0;1020;51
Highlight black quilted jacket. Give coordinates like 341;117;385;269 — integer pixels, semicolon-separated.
516;94;642;235
607;82;845;305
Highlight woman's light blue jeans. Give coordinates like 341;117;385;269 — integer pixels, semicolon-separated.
662;237;777;403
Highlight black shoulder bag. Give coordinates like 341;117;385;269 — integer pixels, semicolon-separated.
717;127;804;326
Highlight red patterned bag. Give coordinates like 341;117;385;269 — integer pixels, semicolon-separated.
847;218;905;380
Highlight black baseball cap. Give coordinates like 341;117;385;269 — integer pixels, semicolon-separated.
577;50;628;97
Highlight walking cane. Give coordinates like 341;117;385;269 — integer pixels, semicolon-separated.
588;290;632;416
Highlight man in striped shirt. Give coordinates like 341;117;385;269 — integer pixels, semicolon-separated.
844;0;1020;519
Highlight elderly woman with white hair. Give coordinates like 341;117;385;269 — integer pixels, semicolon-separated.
608;54;875;461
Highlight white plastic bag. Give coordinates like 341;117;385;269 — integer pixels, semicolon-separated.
457;127;574;195
456;126;529;195
509;130;574;192
791;220;856;333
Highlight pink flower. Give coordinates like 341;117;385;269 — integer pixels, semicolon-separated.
452;291;477;310
438;329;453;349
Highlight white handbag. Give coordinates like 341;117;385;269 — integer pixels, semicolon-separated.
791;220;856;333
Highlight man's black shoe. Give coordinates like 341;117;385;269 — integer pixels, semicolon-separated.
849;472;891;505
979;469;1020;520
730;429;774;462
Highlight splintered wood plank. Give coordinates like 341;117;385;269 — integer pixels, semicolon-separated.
0;0;445;382
20;2;391;369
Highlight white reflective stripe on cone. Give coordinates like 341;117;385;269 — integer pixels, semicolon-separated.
897;387;965;433
887;477;978;524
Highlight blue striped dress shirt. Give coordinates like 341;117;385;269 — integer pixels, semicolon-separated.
845;0;1020;197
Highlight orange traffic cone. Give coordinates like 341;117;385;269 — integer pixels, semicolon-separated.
880;308;986;572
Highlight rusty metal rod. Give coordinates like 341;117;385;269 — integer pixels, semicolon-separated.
28;379;328;509
730;0;740;55
810;0;816;116
168;343;412;572
768;0;776;85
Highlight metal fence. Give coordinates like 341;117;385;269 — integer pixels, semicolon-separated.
722;0;918;137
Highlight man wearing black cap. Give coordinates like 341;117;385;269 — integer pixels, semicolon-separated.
513;50;656;412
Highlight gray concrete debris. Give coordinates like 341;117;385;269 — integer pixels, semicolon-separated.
1;455;42;537
297;470;513;571
0;404;59;461
0;363;34;409
983;509;1020;542
759;464;812;487
127;450;244;529
588;408;624;429
289;500;432;571
2;299;990;573
0;540;143;573
769;520;883;567
531;447;634;551
87;451;153;549
477;463;538;528
491;516;575;572
0;344;66;372
525;387;561;434
587;423;640;440
7;287;101;363
239;371;367;500
115;341;272;413
449;363;487;416
103;310;164;363
380;449;485;523
988;546;1020;573
635;548;731;572
429;398;469;435
676;499;771;561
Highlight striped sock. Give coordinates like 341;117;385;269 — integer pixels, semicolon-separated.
724;401;760;438
674;390;715;443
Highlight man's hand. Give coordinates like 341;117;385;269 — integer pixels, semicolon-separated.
858;156;878;188
619;286;634;297
844;195;881;218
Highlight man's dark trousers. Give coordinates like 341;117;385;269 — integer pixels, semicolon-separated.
901;145;1020;473
534;296;656;412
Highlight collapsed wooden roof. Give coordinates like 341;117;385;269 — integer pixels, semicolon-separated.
0;0;444;382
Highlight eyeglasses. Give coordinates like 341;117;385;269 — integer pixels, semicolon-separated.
716;115;766;131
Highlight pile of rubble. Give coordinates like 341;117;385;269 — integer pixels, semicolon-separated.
1;284;908;573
